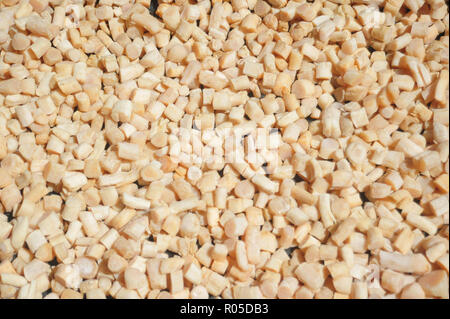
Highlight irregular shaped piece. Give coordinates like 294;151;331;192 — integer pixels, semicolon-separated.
295;263;325;291
418;270;449;299
379;251;431;275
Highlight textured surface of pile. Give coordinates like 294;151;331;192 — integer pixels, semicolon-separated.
0;0;449;299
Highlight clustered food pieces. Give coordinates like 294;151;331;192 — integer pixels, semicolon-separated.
0;0;449;299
